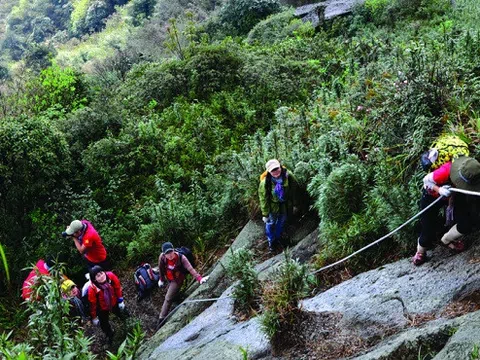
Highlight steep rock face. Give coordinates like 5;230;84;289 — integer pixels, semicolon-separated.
301;244;480;332
138;214;480;360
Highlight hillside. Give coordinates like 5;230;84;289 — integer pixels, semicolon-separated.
1;0;480;358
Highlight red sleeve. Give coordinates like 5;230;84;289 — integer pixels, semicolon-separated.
108;272;123;300
432;161;452;185
87;287;98;319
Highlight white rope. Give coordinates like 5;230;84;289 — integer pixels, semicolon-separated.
309;186;480;275
309;195;445;275
450;187;480;196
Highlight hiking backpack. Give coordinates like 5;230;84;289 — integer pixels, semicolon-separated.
429;135;469;170
134;263;160;300
175;246;196;271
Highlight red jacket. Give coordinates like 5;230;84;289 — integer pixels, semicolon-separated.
87;271;122;318
22;259;50;300
79;220;107;263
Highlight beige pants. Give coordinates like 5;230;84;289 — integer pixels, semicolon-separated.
159;279;183;319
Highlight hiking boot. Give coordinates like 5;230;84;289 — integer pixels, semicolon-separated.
412;252;427;266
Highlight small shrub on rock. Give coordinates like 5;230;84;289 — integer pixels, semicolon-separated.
224;248;260;317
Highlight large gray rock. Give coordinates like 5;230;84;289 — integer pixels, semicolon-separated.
301;244;480;333
352;311;480;360
294;0;365;27
144;286;270;360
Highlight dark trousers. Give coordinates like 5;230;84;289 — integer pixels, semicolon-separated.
98;304;123;339
454;193;480;235
85;257;111;271
419;190;480;248
419;190;448;248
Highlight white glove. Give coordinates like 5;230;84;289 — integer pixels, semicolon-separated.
158;280;165;288
438;185;452;197
199;276;209;285
118;301;125;310
262;217;268;223
423;173;435;190
92;317;99;326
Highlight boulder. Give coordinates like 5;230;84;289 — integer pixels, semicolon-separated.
142;286;270;360
301;243;480;333
352;311;480;359
294;0;365;27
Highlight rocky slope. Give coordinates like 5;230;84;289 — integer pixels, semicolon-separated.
137;216;480;359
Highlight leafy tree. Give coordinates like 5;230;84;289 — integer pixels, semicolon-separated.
0;116;71;272
219;0;282;35
23;63;88;114
130;0;157;26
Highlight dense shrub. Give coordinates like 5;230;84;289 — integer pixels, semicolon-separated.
261;252;314;345
0;116;71;273
219;0;282;35
246;10;313;45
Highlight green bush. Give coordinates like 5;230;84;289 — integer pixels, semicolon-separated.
224;248;260;316
219;0;282;35
315;162;367;224
260;251;314;343
1;265;95;359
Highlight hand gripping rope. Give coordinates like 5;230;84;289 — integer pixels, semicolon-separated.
156;187;480;329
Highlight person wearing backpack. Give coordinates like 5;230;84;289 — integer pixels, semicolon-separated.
63;219;109;271
413;155;480;266
157;242;209;323
87;265;127;343
258;159;299;252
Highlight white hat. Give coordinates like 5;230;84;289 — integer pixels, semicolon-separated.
265;159;281;173
65;220;83;235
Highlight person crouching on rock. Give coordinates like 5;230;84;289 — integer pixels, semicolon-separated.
413;156;480;266
87;265;127;343
157;242;209;323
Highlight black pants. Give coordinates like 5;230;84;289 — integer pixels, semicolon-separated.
98;304;123;339
85;257;111;271
419;190;480;248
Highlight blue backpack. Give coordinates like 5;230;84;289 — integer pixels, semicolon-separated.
134;263;160;300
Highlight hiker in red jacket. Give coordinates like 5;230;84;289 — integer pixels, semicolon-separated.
63;219;109;270
157;242;209;323
413;156;480;265
87;265;127;343
21;258;53;301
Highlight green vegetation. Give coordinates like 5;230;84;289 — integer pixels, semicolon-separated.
1;0;480;355
224;248;260;316
260;251;314;343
